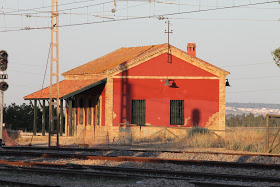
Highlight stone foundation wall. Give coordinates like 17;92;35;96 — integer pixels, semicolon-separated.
69;124;226;145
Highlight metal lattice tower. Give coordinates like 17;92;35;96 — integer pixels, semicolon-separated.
49;0;59;147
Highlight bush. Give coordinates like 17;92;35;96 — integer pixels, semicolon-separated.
187;127;211;137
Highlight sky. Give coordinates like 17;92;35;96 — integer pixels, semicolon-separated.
0;0;280;105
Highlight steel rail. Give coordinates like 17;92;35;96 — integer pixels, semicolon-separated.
1;149;280;170
190;181;261;187
3;146;280;158
0;160;280;184
0;178;57;187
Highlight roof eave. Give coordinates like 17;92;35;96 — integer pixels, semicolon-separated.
62;78;107;99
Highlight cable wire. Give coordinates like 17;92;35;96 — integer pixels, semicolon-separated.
39;43;51;99
5;0;102;14
0;0;278;32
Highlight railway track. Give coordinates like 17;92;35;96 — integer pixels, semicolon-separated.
0;179;57;187
1;149;280;170
0;159;279;186
3;146;280;158
2;147;280;186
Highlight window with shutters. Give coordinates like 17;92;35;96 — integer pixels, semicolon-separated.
131;100;146;125
170;100;184;125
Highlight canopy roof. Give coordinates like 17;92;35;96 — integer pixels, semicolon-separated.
24;79;106;100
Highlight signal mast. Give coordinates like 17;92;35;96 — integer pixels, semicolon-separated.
0;50;9;146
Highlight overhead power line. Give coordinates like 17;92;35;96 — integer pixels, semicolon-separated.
170;17;278;22
58;0;114;12
4;0;102;14
1;0;277;33
56;0;280;28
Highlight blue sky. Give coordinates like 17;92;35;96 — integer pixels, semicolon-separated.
0;0;280;105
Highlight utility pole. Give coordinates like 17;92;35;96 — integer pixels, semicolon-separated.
49;0;60;147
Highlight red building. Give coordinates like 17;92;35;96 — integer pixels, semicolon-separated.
24;43;229;144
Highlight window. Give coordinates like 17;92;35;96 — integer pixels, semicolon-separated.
88;98;92;125
131;100;146;125
170;100;184;125
79;98;84;124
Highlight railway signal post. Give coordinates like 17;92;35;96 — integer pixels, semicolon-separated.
0;50;8;147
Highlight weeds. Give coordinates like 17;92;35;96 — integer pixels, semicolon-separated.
177;127;224;148
225;127;266;152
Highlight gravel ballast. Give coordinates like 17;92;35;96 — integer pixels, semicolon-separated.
1;148;280;186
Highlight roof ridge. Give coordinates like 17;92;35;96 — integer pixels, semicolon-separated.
121;43;165;49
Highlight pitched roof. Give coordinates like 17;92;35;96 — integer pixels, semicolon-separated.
62;44;165;76
62;43;229;77
24;79;106;100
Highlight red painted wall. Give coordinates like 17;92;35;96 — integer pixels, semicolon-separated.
113;53;219;127
116;53;217;77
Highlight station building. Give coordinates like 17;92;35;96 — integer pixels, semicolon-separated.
24;43;230;145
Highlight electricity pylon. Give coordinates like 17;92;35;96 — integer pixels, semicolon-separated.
49;0;59;147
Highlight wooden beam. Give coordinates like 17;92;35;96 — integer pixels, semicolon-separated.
266;115;269;153
60;99;63;136
69;99;73;136
42;100;46;136
266;114;280;118
33;100;37;136
51;100;54;132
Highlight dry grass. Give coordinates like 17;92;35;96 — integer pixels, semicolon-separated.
225;128;265;152
226;127;280;153
173;128;225;149
175;127;271;153
182;133;224;148
13;127;279;153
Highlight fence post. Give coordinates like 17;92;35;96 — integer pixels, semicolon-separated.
265;115;269;153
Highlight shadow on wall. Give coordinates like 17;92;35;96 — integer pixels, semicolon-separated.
120;63;130;124
192;109;200;127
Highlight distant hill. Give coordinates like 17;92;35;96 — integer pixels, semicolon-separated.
226;102;280;109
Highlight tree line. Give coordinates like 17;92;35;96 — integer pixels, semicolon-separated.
3;102;50;132
226;113;280;127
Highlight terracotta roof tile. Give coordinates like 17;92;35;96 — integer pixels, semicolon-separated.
62;44;165;76
24;79;103;100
